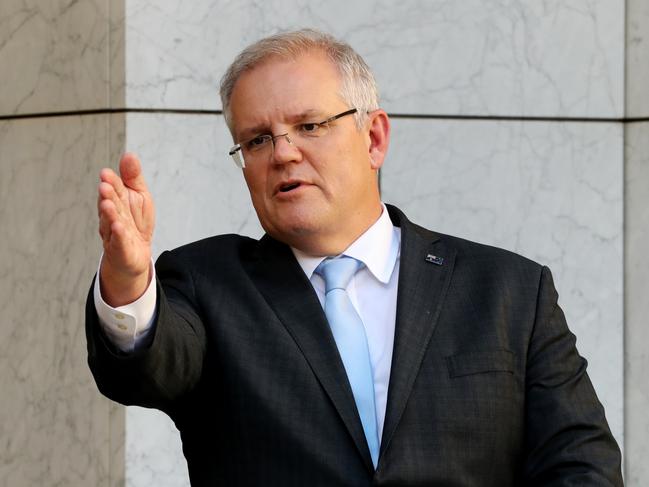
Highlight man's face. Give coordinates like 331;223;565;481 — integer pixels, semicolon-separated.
228;51;387;255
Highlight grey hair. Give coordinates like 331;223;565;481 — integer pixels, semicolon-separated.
219;29;380;133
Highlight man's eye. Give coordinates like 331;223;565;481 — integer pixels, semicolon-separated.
246;136;268;150
300;123;322;134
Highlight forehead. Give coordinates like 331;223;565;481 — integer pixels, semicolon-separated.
228;51;346;134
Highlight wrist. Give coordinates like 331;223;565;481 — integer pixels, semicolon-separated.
99;260;152;307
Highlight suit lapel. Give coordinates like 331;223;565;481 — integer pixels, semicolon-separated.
247;235;375;473
380;206;457;458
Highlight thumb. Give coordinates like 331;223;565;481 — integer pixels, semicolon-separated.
119;152;149;192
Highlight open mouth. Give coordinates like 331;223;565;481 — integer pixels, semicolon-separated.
279;182;301;193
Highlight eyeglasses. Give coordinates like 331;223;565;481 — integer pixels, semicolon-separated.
228;108;358;168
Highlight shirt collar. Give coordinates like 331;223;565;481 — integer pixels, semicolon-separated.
291;204;400;284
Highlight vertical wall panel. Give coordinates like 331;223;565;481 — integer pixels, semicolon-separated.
624;122;649;485
121;0;624;118
0;0;126;484
0;115;124;487
626;0;649;118
0;0;110;114
624;0;649;484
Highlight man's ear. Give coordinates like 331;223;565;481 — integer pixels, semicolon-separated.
367;109;390;170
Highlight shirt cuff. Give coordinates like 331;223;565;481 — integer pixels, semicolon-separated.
93;255;157;352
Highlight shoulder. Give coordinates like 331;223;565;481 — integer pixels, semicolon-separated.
169;234;258;258
441;232;549;297
156;234;261;276
388;204;546;283
443;232;541;271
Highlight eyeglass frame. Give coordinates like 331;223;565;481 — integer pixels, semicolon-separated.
228;108;359;168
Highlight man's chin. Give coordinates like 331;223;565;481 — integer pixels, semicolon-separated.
259;207;321;234
262;216;327;248
269;221;320;241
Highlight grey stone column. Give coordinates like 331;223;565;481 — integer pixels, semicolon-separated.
0;1;125;485
624;0;649;483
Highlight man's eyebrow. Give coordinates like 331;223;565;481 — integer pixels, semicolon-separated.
237;109;326;140
288;109;325;122
238;124;271;141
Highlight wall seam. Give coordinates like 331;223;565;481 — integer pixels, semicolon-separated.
2;108;648;123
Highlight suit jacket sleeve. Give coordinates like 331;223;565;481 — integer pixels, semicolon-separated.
86;249;207;414
523;266;622;485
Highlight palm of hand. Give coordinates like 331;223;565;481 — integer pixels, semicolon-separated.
97;153;155;305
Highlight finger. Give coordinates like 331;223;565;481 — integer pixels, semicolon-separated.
98;213;111;242
100;207;137;262
98;179;114;225
98;181;126;217
100;167;129;201
108;219;142;265
119;152;149;193
139;194;156;237
126;189;146;231
98;198;119;243
99;198;145;270
109;220;126;243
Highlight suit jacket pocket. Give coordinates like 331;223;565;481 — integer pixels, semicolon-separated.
446;349;515;378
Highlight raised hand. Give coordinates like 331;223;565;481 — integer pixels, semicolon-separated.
97;153;156;306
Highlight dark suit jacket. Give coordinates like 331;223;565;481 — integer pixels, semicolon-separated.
86;205;622;486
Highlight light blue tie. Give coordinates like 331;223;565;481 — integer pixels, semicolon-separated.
316;256;379;468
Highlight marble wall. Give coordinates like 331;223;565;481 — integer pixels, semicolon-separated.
122;0;624;118
0;0;125;486
0;114;125;486
624;122;649;484
0;0;111;114
1;0;645;485
624;0;649;480
626;0;649;118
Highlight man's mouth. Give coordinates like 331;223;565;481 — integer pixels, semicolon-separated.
278;182;302;193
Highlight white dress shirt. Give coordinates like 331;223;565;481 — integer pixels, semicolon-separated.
95;204;401;440
291;206;401;440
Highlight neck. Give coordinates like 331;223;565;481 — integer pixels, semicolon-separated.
286;202;384;257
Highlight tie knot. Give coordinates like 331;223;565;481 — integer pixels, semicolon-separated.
316;256;362;293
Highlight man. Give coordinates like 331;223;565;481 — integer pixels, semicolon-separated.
87;29;623;486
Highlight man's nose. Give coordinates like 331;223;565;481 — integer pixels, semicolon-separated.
271;133;302;164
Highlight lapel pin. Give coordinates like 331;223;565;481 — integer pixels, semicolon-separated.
425;254;444;265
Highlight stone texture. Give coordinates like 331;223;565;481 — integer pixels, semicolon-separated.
626;0;649;118
123;0;624;118
624;122;649;486
0;114;124;487
0;0;111;115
